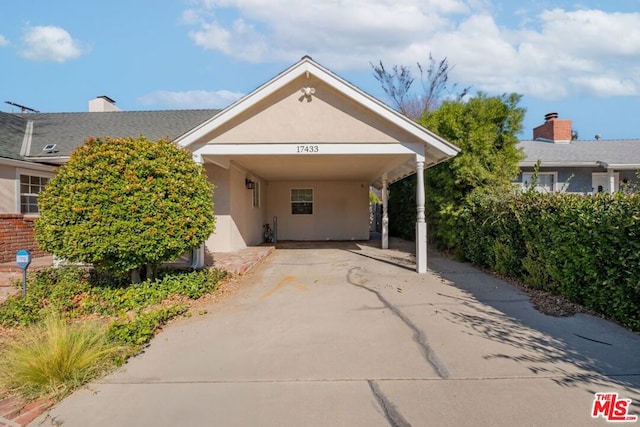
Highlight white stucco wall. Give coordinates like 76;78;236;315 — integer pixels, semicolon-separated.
267;180;369;241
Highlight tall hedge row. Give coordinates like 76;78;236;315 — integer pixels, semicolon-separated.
460;190;640;331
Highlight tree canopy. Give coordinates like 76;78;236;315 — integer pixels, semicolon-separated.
35;136;215;279
388;93;525;249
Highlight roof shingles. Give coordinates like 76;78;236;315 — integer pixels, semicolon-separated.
3;109;219;161
519;139;640;167
0;112;28;161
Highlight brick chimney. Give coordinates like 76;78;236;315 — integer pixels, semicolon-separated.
88;95;121;112
533;112;572;143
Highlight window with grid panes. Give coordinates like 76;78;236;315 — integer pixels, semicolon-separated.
20;175;49;214
291;188;313;215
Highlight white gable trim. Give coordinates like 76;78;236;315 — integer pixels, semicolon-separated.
177;56;459;160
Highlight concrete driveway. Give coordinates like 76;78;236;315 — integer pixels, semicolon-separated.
34;241;640;426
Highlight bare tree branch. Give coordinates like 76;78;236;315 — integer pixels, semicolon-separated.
371;54;470;119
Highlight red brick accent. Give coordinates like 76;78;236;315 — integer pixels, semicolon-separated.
0;395;53;426
0;214;49;264
533;114;572;142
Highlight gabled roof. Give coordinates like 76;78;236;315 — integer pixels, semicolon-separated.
0;110;219;163
177;56;460;169
519;139;640;169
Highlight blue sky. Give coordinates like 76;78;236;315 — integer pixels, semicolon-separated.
1;0;639;140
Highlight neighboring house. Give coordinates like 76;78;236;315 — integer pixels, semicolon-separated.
0;56;460;273
517;113;640;193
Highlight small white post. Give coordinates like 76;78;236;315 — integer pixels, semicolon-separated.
191;151;205;269
191;244;205;269
415;160;427;273
608;169;616;193
381;175;389;250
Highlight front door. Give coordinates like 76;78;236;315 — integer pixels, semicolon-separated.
592;172;619;194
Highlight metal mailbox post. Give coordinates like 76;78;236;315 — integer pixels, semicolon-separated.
16;249;31;297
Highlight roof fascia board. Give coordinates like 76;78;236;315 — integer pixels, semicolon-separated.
23;156;69;165
177;58;459;159
601;164;640;170
519;161;600;167
0;157;57;171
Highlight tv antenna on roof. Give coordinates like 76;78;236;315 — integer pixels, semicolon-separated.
4;101;40;113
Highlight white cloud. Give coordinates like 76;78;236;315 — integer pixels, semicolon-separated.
181;1;640;100
20;26;89;62
0;35;9;47
138;90;245;109
569;76;638;97
183;0;462;67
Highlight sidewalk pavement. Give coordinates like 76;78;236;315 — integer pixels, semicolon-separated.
29;240;640;427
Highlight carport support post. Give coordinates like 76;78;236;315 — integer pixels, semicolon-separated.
381;175;389;250
415;160;427;273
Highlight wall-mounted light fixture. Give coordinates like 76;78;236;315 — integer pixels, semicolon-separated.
245;178;255;190
299;87;315;101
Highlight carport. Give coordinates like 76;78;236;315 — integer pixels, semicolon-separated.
177;57;459;273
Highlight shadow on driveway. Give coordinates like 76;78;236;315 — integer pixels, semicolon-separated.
425;249;640;398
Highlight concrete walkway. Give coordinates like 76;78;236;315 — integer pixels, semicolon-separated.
31;240;640;426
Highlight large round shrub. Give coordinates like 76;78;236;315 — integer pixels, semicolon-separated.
35;137;215;277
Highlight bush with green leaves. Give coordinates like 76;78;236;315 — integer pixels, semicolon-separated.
35;136;215;279
460;189;640;331
107;305;188;352
0;267;226;328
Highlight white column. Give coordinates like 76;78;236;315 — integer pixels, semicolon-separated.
191;152;205;269
608;169;616;193
381;175;389;250
415;160;427;273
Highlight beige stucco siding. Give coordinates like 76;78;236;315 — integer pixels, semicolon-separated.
198;75;424;146
267;181;369;241
0;164;17;212
0;164;54;213
204;163;267;253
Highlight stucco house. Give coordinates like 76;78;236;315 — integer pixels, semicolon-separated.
0;56;460;273
516;113;640;193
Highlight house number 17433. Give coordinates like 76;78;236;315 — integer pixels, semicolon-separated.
297;145;319;153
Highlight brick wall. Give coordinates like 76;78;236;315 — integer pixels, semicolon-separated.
0;214;48;263
533;118;572;142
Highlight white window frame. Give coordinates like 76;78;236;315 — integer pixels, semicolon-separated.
252;181;261;208
16;169;54;215
521;172;558;193
290;188;314;215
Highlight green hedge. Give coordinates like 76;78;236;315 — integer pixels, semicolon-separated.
460;190;640;332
